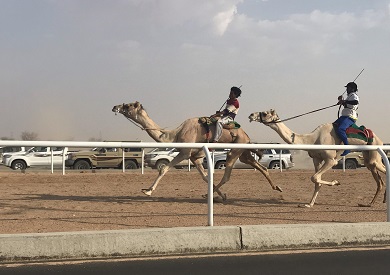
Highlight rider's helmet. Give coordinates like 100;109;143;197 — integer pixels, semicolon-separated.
230;86;242;97
345;82;358;92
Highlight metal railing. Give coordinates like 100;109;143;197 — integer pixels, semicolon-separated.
1;140;390;224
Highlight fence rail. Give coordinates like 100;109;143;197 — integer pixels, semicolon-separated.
1;140;390;225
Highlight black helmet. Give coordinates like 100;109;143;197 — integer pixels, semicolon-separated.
231;86;242;97
345;82;357;91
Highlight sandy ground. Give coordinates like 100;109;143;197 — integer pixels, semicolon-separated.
0;162;387;234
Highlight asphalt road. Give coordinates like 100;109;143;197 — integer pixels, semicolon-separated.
2;247;390;275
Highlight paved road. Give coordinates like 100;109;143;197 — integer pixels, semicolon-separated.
2;247;390;275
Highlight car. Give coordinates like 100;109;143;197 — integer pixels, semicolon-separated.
203;148;295;170
1;146;26;163
333;151;365;169
144;148;195;170
65;146;143;170
2;146;34;165
3;147;68;170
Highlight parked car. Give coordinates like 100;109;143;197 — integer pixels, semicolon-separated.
65;146;143;170
333;151;365;169
144;148;195;170
203;149;294;170
2;146;35;165
0;146;26;160
3;147;68;170
333;149;390;169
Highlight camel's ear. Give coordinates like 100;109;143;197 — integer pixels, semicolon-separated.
134;101;140;107
270;109;275;114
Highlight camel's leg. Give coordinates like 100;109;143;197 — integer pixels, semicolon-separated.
212;149;243;200
299;158;339;208
213;166;234;201
356;151;387;207
190;156;208;182
358;165;385;207
311;157;322;173
141;150;191;196
238;150;282;192
190;156;228;200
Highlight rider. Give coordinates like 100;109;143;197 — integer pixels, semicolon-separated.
212;86;241;143
334;82;359;156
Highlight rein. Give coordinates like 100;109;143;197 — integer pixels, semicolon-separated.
123;114;164;131
262;103;338;124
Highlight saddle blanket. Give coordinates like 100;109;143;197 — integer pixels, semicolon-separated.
198;117;241;129
345;124;374;143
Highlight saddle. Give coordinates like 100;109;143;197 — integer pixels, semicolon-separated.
198;116;241;142
334;123;374;144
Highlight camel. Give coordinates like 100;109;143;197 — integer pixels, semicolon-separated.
248;109;386;208
112;101;282;200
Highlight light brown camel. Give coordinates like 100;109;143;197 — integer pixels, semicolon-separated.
248;109;386;208
112;101;282;200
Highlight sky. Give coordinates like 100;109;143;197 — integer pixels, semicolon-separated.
1;0;390;143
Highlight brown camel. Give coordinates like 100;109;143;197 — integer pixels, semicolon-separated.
248;109;386;208
112;101;282;200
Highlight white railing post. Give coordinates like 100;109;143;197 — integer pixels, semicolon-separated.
203;145;213;226
279;150;282;172
62;148;66;175
122;149;125;173
50;149;54;174
342;156;346;172
377;148;390;222
141;149;145;175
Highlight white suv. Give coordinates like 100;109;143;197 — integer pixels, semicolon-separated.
3;147;68;170
204;148;294;170
144;148;194;170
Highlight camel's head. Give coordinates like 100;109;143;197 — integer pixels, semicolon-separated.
112;101;143;120
248;109;280;124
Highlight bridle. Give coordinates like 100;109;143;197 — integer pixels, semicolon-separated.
256;112;282;125
116;103;164;131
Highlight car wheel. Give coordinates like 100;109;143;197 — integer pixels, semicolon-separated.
269;161;284;169
345;159;358;169
124;160;138;169
215;161;226;169
11;160;27;170
155;159;169;170
73;160;91;170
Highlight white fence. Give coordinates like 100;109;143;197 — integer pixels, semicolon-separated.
1;140;390;225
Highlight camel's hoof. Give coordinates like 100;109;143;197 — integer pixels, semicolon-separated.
334;180;341;186
275;186;283;192
213;197;225;203
298;203;312;208
201;194;226;203
358;203;371;207
141;189;153;196
221;193;227;201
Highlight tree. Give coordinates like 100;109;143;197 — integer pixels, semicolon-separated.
21;131;39;141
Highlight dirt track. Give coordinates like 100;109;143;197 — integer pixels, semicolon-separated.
0;167;387;234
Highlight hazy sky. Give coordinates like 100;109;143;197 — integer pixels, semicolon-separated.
1;0;390;143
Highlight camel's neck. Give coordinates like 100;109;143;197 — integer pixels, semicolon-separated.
268;122;316;144
131;112;176;143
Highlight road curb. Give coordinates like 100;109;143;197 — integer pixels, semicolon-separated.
0;226;241;262
1;222;390;262
241;223;390;250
